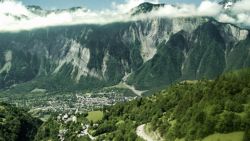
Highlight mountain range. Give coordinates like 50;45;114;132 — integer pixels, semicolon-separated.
0;1;250;95
0;1;250;141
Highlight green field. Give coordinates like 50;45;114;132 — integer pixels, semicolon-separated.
174;132;244;141
87;111;104;123
202;132;244;141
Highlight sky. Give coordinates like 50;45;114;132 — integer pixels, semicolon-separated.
20;0;202;10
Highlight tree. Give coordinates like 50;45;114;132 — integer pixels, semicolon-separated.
243;129;250;141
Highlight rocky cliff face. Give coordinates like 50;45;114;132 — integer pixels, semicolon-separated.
128;20;250;89
0;6;249;92
0;17;207;90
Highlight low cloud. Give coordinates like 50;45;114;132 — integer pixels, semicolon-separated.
0;0;250;32
148;1;222;18
232;0;250;13
198;1;222;16
217;0;250;27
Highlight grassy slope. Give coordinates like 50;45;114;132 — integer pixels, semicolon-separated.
202;132;244;141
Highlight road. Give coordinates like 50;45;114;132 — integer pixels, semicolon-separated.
136;124;155;141
83;125;96;140
122;82;146;97
121;72;146;97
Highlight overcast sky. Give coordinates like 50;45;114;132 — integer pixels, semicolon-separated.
20;0;202;10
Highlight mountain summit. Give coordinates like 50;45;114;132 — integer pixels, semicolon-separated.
131;2;165;16
219;0;240;9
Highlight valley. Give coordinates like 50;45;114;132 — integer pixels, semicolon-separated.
0;88;136;121
0;0;250;141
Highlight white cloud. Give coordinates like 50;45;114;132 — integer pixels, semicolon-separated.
236;13;250;25
0;0;250;32
197;0;222;16
0;1;31;16
232;0;250;13
218;14;236;23
0;1;134;32
215;0;250;26
148;1;222;18
150;4;196;18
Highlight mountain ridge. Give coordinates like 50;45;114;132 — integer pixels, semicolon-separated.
0;17;249;94
0;2;250;95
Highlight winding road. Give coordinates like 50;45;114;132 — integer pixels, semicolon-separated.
84;125;95;140
122;82;146;97
136;124;155;141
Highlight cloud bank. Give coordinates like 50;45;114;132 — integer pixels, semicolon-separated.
0;0;250;32
218;0;250;26
148;1;222;18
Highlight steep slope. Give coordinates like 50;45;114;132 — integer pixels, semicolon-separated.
128;20;250;90
93;68;250;141
0;17;205;92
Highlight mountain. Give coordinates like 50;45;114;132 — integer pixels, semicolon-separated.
0;2;250;141
26;5;87;16
0;3;250;94
219;0;240;5
131;2;165;16
128;19;250;90
27;5;43;11
0;17;200;92
219;0;240;9
26;5;48;16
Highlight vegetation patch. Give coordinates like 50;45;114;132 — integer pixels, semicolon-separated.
0;103;42;141
202;132;244;141
87;111;104;123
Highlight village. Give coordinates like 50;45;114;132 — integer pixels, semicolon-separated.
0;88;137;120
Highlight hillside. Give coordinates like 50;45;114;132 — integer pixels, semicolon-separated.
0;103;42;141
90;68;250;141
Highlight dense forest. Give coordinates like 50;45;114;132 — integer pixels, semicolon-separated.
94;68;250;141
0;103;42;141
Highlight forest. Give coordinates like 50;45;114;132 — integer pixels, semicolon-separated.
95;69;250;141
